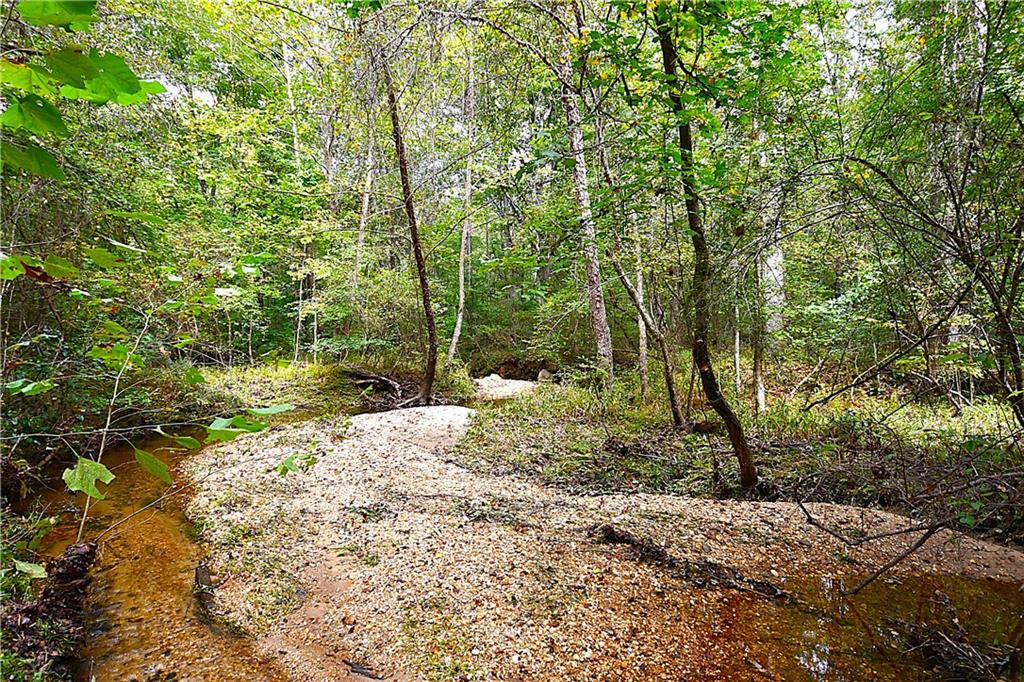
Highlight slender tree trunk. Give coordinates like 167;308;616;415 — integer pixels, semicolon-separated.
609;254;684;427
284;42;313;365
293;276;303;363
447;41;474;365
733;290;741;394
752;262;767;415
657;14;757;489
382;58;437;404
556;34;614;386
636;237;649;397
355;132;374;282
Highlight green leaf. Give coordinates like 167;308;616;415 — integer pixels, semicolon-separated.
1;139;65;179
5;379;30;392
20;379;56;396
85;247;124;269
13;560;47;579
100;320;130;339
246;404;294;416
41;254;79;278
154;427;201;450
276;454;299;476
45;47;100;88
88;50;141;95
0;94;69;138
184;366;205;385
16;0;97;27
4;378;57;395
134;448;171;485
204;417;246;443
173;435;201;449
1;253;26;280
62;457;115;499
87;343;129;367
204;414;268;443
230;415;268;432
0;60;56;95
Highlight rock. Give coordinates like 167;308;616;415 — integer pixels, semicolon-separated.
473;374;537;400
537;369;555;383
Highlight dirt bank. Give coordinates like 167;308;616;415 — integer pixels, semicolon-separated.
185;399;1024;681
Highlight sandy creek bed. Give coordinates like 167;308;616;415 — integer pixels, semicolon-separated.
177;387;1024;681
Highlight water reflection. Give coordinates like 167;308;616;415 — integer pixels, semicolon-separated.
721;572;1023;681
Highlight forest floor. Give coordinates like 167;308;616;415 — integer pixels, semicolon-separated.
185;378;1024;681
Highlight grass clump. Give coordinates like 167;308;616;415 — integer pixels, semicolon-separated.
455;374;703;493
401;598;479;681
457;368;1023;541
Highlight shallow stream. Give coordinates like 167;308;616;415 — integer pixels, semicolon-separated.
37;433;288;681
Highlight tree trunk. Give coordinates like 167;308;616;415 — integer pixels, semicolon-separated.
447;40;474;366
355;132;374;282
636;237;649;397
752;261;767;415
656;14;757;489
733;289;741;394
556;35;614;386
609;254;684;427
293;275;303;363
382;58;437;405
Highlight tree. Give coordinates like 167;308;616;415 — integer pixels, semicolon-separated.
380;53;438;405
653;5;758;489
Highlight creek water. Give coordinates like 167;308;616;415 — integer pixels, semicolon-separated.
714;572;1024;680
31;428;1024;681
36;433;288;682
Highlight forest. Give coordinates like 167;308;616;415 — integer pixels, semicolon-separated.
1;0;1023;679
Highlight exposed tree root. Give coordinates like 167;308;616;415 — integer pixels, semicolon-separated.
1;542;97;677
588;523;788;600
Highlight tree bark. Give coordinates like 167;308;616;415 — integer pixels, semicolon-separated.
447;40;474;365
382;58;437;404
656;14;757;489
556;33;614;386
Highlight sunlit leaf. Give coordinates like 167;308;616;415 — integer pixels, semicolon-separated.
20;379;56;396
0;253;26;280
87;343;129;367
0;60;56;95
0;94;69;138
100;320;130;339
85;247;124;269
13;560;47;579
1;139;65;179
5;379;30;392
104;210;166;226
246;404;294;416
16;0;97;27
62;457;115;499
41;254;79;278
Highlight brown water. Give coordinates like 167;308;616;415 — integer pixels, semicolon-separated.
37;434;288;682
713;573;1024;680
